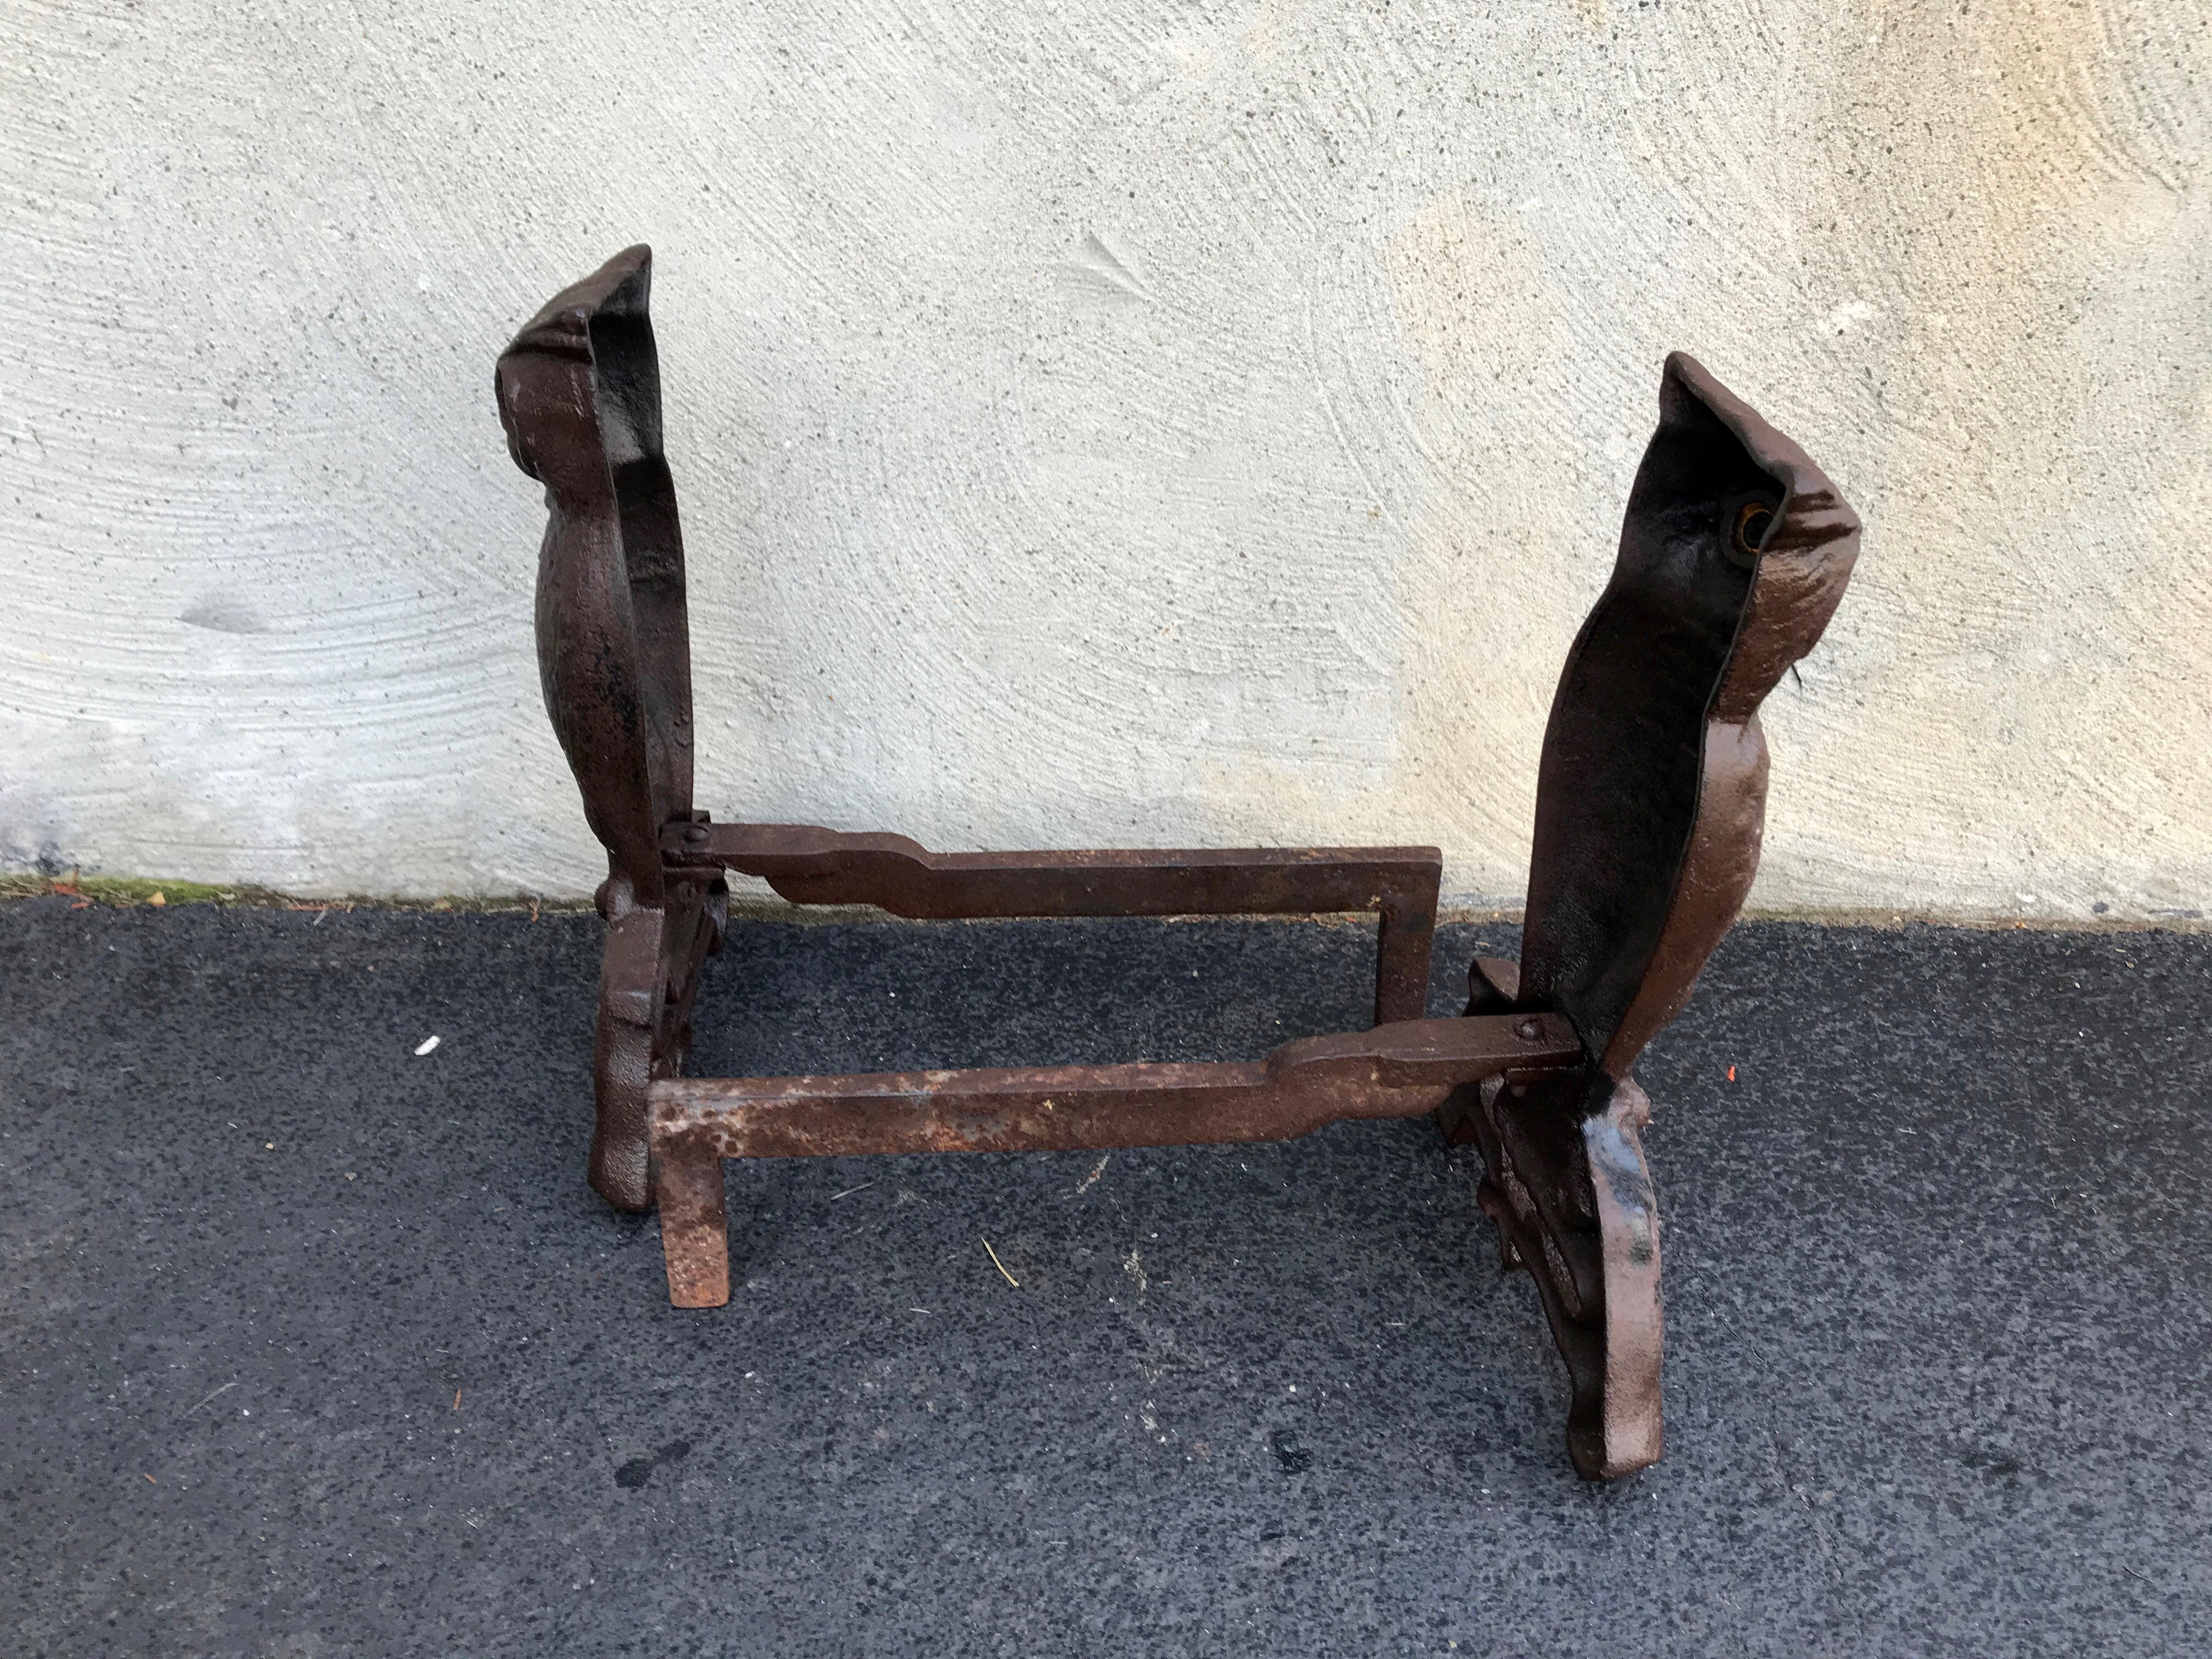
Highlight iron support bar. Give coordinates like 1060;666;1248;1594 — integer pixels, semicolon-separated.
649;1012;1581;1307
662;821;1442;1028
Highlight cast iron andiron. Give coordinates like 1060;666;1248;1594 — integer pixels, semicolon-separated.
495;246;1860;1481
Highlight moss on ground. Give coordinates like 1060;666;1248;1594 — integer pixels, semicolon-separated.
0;872;588;912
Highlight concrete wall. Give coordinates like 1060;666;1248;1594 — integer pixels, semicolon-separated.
4;1;2207;919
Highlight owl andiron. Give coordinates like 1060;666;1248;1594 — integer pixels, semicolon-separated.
495;245;1860;1481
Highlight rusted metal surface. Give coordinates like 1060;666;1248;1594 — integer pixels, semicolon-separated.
495;246;725;1210
650;1014;1579;1308
498;250;1859;1481
653;1147;732;1311
494;243;1443;1214
656;1013;1577;1160
663;821;1439;1026
1442;351;1861;1479
495;247;694;913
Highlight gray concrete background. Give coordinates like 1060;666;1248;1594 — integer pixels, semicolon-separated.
4;2;2209;920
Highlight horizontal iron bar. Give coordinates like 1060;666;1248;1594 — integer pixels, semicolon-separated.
659;821;1442;919
650;1013;1581;1161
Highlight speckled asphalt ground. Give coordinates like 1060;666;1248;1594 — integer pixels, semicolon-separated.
3;899;2207;1656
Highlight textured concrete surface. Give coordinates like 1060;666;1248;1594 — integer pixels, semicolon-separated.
4;3;2210;919
3;900;2208;1655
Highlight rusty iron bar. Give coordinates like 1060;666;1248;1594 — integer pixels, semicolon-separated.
661;820;1441;1028
650;1012;1581;1308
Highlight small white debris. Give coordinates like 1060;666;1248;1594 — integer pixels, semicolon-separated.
1123;1248;1148;1297
414;1035;441;1056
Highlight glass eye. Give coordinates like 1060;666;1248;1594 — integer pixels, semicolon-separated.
1732;501;1775;560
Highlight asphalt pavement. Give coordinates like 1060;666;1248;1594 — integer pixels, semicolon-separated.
3;898;2207;1656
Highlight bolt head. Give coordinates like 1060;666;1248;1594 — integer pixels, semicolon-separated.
683;823;708;844
1514;1018;1541;1040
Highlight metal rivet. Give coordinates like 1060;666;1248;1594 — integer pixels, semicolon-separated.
684;824;708;844
1514;1018;1541;1041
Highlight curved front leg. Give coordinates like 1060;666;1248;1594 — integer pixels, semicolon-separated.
589;872;727;1210
589;899;664;1209
1455;1072;1662;1478
1457;352;1860;1479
